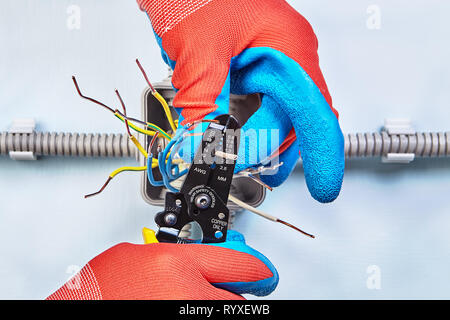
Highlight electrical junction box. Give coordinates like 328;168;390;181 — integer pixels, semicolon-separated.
140;74;266;210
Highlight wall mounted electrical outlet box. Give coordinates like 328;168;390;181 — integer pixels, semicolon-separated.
140;76;266;210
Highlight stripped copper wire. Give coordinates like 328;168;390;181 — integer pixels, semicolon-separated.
84;166;148;199
185;119;220;131
247;174;273;192
115;89;132;137
148;130;160;156
72;76;116;113
84;177;112;199
277;219;315;239
136;58;156;92
72;75;153;128
150;131;160;150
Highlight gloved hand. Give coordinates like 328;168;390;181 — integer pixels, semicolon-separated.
138;0;345;203
47;231;278;300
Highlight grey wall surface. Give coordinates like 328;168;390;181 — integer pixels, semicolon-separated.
0;0;449;299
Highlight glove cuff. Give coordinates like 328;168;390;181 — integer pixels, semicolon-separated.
137;0;213;37
46;263;102;300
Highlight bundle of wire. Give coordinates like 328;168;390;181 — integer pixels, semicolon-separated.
75;59;314;239
73;59;178;199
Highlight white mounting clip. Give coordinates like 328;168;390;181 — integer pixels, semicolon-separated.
381;118;416;164
8;118;37;161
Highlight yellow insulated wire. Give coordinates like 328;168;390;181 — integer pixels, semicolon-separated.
77;69;178;199
109;165;155;178
85;164;158;198
135;59;177;133
84;156;181;199
152;91;177;133
130;135;148;158
114;89;155;160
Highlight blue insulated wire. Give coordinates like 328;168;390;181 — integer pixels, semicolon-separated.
158;151;179;193
147;154;164;187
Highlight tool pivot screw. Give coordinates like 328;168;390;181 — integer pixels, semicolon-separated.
164;213;177;226
194;194;211;209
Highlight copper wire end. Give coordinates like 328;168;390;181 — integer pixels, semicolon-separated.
148;130;160;156
277;219;315;239
84;177;112;199
248;174;273;191
199;119;221;124
72;76;116;113
186;119;221;131
136;59;156;93
114;89;132;137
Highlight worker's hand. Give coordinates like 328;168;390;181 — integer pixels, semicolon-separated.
138;0;345;203
46;231;278;300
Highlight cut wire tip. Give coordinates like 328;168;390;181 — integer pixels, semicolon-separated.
277;219;315;239
114;89;132;137
84;177;112;199
71;75;116;114
136;58;155;92
248;174;273;192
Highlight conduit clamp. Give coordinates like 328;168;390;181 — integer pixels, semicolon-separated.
381;118;416;164
8;118;37;161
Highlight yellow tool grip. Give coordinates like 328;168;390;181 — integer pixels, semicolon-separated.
142;228;159;244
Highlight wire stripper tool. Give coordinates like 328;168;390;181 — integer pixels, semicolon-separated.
145;114;240;244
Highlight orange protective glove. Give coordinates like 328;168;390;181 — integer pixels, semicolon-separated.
138;0;345;203
47;231;278;300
